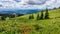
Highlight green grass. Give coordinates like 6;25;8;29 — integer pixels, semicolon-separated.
0;9;60;34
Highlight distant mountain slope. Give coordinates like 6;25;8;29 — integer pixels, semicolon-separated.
0;9;41;15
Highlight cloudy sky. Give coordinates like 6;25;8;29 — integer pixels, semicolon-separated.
0;0;60;10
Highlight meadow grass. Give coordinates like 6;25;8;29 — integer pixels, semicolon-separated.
0;9;60;34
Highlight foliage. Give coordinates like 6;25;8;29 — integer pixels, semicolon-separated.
10;13;17;18
40;10;44;19
45;8;49;19
36;14;40;20
0;8;60;34
1;16;6;20
29;14;34;19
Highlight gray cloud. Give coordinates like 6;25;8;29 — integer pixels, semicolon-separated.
26;0;47;5
0;0;60;10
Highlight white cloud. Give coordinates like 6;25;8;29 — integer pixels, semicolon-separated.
0;0;60;10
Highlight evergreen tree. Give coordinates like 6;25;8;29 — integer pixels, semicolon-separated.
37;10;44;20
29;14;34;19
40;10;44;19
45;8;49;19
29;15;31;19
37;14;40;20
31;14;34;19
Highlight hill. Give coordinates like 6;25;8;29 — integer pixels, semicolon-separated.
0;9;41;14
0;8;60;34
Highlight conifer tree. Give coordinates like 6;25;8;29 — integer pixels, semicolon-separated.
37;14;40;20
45;8;49;19
40;10;44;19
29;15;31;19
29;14;34;19
31;14;34;19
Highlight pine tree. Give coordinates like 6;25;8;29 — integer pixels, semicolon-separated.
31;14;34;19
45;8;49;19
37;10;44;20
40;10;44;19
37;14;40;20
29;15;31;19
29;14;34;19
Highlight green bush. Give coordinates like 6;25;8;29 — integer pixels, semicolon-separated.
9;13;17;18
1;16;6;20
33;24;43;31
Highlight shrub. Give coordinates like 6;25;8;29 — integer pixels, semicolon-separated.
9;13;17;18
6;17;9;20
33;24;43;31
0;26;5;32
1;16;6;20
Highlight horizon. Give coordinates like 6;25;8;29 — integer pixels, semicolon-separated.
0;0;60;14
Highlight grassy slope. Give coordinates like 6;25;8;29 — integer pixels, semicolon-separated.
0;9;60;34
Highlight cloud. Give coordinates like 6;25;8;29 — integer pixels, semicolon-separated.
0;0;60;10
18;0;58;9
14;0;21;2
21;0;47;5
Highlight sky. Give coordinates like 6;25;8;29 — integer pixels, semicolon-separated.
0;0;60;10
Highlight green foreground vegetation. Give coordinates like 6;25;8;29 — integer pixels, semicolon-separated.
0;8;60;34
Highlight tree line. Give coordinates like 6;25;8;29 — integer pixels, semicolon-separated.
29;8;49;20
0;6;60;20
0;8;50;20
0;13;24;20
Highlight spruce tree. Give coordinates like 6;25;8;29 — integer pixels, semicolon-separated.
29;14;34;19
37;14;40;20
45;8;49;19
40;10;44;19
31;14;34;19
29;15;31;19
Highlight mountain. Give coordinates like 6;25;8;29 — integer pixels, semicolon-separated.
0;9;41;15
